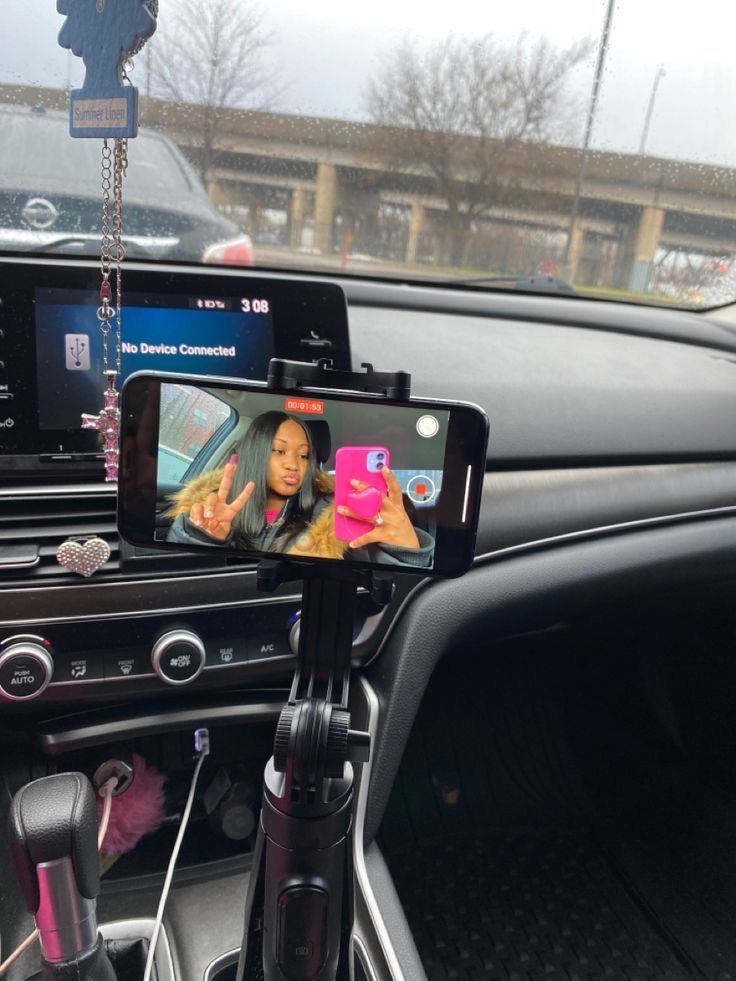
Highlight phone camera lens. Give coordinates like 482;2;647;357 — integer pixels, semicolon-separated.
377;462;384;469
377;453;385;460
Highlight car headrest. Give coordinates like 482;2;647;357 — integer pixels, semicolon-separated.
303;419;331;465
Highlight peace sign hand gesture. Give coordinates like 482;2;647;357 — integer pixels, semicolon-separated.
188;461;255;541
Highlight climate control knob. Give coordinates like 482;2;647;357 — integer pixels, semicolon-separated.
151;629;205;685
0;636;54;701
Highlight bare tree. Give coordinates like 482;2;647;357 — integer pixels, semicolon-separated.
150;0;283;183
366;34;590;265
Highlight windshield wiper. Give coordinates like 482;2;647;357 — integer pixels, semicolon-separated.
22;236;169;259
30;237;97;254
446;274;577;295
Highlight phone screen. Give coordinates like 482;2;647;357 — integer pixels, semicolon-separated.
118;372;488;577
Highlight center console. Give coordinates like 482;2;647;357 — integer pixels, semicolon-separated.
0;258;423;981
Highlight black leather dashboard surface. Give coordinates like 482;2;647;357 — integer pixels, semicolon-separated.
348;301;736;465
476;462;736;553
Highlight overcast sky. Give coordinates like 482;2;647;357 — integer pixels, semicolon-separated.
2;0;736;166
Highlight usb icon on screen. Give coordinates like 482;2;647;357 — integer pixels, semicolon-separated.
65;333;90;370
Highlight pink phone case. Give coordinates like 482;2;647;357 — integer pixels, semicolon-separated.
334;446;391;542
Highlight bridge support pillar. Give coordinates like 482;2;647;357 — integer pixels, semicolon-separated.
628;206;664;293
406;203;426;263
567;223;586;282
290;187;308;249
207;179;241;210
314;163;338;254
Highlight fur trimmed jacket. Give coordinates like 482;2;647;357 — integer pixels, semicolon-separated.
165;468;347;559
165;468;435;568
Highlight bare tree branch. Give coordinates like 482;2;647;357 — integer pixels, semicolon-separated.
149;0;286;182
365;33;590;264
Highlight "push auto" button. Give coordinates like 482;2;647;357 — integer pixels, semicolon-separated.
0;637;53;700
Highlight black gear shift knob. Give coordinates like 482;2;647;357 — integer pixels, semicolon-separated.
8;773;107;967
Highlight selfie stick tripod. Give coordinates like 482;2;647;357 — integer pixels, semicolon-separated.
235;359;411;981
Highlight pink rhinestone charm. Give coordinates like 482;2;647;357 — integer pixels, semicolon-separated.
81;386;121;482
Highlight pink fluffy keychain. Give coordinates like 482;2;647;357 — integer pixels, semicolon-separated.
96;752;167;860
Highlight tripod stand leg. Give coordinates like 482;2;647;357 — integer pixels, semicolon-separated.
237;772;356;980
238;561;374;981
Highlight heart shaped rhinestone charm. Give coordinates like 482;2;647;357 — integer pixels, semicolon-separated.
346;487;383;520
56;537;111;578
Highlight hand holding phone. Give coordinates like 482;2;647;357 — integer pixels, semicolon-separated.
336;468;421;551
188;461;255;541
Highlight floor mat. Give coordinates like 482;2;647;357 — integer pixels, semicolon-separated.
387;830;691;981
379;635;736;980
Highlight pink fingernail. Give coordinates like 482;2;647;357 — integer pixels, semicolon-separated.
348;541;357;548
229;454;239;465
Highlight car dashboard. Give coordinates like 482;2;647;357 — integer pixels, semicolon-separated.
2;255;736;981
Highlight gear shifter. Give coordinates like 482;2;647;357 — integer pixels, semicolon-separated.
8;773;115;981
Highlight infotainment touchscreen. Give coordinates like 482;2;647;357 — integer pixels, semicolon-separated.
35;288;275;431
0;263;350;476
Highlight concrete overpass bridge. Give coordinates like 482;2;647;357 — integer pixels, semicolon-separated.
7;86;736;292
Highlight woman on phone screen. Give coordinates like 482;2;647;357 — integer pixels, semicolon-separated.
166;411;434;568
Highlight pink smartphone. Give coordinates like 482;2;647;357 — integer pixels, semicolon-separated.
334;446;391;542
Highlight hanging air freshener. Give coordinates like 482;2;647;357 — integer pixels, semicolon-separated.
56;0;158;482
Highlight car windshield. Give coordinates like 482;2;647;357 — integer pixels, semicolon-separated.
1;0;735;310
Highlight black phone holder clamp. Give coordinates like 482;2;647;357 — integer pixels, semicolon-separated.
236;360;411;981
268;357;412;401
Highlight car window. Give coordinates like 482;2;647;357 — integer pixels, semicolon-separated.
158;383;233;483
1;0;735;309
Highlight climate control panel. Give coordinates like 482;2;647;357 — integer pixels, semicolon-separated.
0;592;381;705
0;599;300;704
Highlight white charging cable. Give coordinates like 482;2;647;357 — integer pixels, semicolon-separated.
0;776;118;977
142;728;210;981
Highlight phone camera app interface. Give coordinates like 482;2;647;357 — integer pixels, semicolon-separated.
155;384;450;571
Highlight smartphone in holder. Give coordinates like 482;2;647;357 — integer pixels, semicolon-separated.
118;371;488;578
334;446;391;542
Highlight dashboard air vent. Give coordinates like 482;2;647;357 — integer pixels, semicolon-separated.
0;487;248;586
0;487;120;584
